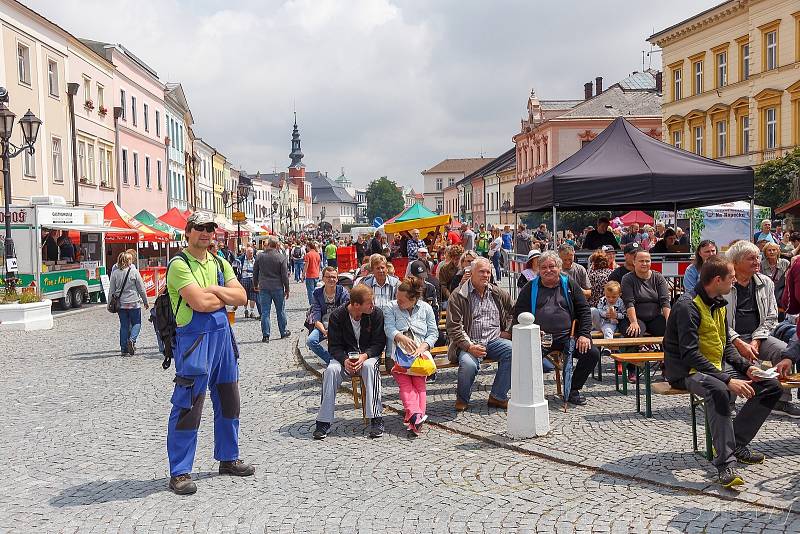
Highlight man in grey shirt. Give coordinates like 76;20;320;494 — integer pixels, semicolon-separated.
253;236;290;343
558;244;591;299
462;224;475;251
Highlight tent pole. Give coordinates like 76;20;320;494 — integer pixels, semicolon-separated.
673;203;677;231
551;206;557;251
750;198;755;239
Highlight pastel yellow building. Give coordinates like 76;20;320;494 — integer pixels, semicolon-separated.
648;0;800;166
212;151;225;215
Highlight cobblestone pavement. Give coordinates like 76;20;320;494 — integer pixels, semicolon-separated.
1;284;798;533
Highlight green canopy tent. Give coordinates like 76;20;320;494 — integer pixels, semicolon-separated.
387;202;438;224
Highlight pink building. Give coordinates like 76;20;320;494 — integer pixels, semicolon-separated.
82;40;167;215
514;72;663;184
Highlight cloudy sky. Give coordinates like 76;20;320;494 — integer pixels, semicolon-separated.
24;0;718;190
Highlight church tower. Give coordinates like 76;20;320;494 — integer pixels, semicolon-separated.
288;112;307;227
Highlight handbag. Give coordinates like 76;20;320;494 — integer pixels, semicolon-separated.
107;267;131;313
392;329;437;377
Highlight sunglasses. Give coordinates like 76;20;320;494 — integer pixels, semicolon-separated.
192;223;217;233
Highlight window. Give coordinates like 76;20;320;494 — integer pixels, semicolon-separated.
766;107;777;149
131;96;137;126
179;125;183;151
97;84;104;109
157;160;163;190
145;156;151;188
673;130;681;149
716;51;727;87
99;148;107;184
448;177;454;186
51;137;63;183
87;144;95;183
47;60;59;97
78;142;86;180
104;148;113;186
155;110;161;137
693;61;703;95
672;67;683;100
122;149;128;184
435;177;442;191
120;90;126;120
694;126;703;155
23;145;35;177
143;103;149;132
436;198;443;213
716;121;727;157
133;153;139;186
766;31;778;70
83;78;91;104
740;42;750;81
741;115;750;154
17;43;30;85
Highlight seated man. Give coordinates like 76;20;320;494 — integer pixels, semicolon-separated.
446;257;514;411
408;259;441;318
725;240;800;417
558;244;591;299
306;266;350;364
512;251;600;406
664;255;787;488
313;285;387;440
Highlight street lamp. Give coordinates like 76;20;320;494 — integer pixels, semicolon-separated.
222;178;254;251
1;91;42;293
319;206;326;222
271;200;278;235
501;199;512;225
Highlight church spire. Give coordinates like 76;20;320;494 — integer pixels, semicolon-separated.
289;112;304;168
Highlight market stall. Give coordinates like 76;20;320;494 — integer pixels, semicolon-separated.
383;204;452;275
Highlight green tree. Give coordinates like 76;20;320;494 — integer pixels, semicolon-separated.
755;148;800;210
366;176;405;222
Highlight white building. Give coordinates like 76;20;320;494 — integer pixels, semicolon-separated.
164;83;192;212
194;138;215;215
421;158;489;214
308;172;358;231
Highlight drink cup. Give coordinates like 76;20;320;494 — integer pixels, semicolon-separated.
348;352;360;361
541;333;553;349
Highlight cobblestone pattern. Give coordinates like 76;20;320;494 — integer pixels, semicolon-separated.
0;282;796;532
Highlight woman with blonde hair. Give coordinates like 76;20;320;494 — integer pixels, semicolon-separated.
108;252;149;357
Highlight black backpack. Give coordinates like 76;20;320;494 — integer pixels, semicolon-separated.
154;251;225;370
292;245;303;259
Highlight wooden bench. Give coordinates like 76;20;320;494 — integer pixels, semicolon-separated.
609;352;664;418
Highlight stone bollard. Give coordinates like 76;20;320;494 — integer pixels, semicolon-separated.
507;312;550;438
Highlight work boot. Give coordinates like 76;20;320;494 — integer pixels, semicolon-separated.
218;459;255;476
717;466;744;488
734;447;766;465
487;395;508;410
169;473;197;495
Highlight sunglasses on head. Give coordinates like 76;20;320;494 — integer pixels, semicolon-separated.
192;223;217;233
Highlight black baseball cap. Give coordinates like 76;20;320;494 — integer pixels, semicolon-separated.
623;242;640;255
409;260;429;275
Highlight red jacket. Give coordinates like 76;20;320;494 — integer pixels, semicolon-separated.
782;258;800;314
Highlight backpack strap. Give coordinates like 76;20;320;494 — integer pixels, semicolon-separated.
166;252;191;314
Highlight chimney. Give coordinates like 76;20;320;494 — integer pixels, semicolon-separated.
584;82;593;100
655;71;663;94
595;77;603;95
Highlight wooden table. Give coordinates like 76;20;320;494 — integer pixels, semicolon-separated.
590;336;663;382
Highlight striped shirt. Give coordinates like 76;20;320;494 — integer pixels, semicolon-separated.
371;278;396;309
467;281;501;345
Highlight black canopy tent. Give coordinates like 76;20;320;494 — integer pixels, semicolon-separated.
513;117;755;239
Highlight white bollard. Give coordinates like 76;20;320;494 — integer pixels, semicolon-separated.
507;312;550;438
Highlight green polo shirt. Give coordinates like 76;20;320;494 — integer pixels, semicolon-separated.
325;243;337;260
167;250;236;326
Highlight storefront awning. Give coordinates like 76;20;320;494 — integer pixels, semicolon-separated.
103;202;171;243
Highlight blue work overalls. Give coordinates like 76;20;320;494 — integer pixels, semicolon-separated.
167;269;240;477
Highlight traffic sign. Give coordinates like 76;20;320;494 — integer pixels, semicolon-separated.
232;211;247;223
373;217;383;228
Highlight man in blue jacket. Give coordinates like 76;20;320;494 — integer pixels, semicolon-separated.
306;266;350;364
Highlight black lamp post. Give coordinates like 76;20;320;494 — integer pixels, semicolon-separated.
293;208;299;233
501;199;512;225
1;90;42;293
319;206;326;222
222;179;254;251
271;200;278;235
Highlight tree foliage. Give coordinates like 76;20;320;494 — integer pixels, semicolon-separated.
366;176;405;223
755;148;800;210
521;211;614;234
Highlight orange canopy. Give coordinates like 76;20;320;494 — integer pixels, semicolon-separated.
104;202;170;243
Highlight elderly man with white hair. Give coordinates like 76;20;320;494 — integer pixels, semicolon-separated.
446;257;514;412
725;240;800;417
512;251;600;406
753;220;778;244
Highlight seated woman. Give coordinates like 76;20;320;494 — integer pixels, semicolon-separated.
517;250;541;289
620;250;671;382
384;277;438;437
682;240;717;297
587;250;612;308
761;241;789;307
448;250;479;294
437;245;464;302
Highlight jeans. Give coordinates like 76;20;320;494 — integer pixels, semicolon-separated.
457;337;513;403
305;277;318;305
259;287;288;339
491;253;502;281
294;260;305;282
306;328;331;364
118;307;142;353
